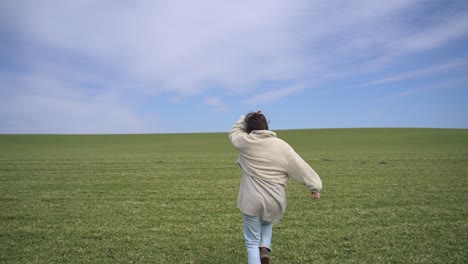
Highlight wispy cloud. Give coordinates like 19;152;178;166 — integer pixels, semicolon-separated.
365;60;468;86
299;2;468;80
2;1;311;95
244;85;306;105
204;96;228;112
373;78;467;104
0;71;157;134
397;11;468;51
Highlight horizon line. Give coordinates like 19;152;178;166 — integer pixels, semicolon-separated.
1;126;467;136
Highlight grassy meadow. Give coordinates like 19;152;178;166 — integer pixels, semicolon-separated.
1;128;467;263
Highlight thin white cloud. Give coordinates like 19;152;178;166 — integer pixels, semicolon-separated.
365;60;468;86
389;79;466;99
244;85;305;105
397;12;468;51
299;2;468;80
4;0;310;95
0;71;158;134
2;95;151;134
204;96;228;112
373;78;467;104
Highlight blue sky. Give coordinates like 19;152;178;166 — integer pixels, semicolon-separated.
1;0;468;134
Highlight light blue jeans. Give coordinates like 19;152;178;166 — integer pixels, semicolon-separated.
243;214;273;264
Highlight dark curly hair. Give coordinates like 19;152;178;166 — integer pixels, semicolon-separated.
244;111;269;133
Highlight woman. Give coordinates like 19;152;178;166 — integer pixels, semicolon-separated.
229;111;322;264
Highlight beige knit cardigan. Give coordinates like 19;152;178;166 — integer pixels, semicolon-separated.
229;116;322;193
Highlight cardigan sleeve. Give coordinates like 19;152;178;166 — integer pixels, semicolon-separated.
285;145;322;193
228;116;248;150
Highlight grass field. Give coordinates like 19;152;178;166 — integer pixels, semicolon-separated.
1;128;467;263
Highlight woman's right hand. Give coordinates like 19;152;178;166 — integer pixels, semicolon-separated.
312;192;321;200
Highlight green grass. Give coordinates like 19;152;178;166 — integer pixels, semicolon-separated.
1;128;467;263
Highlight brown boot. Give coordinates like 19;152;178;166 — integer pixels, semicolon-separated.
260;247;270;264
